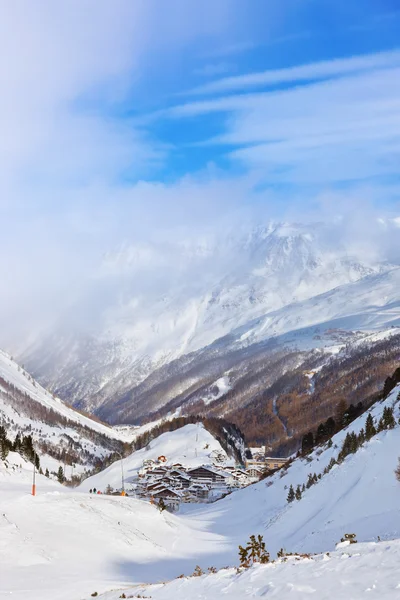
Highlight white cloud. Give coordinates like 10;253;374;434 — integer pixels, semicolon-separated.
0;4;399;349
187;49;400;95
165;52;400;185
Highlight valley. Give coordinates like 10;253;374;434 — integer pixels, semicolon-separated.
1;368;400;599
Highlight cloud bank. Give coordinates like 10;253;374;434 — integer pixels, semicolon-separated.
0;1;399;348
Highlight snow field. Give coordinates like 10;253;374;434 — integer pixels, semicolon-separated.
2;387;400;599
91;538;400;600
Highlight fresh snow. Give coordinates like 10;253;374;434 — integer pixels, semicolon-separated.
1;388;400;599
91;539;400;600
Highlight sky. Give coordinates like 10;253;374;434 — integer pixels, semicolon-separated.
1;0;400;341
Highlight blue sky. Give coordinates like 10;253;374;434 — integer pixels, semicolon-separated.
0;0;400;336
124;0;400;194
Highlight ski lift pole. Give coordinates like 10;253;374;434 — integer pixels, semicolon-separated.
32;450;36;496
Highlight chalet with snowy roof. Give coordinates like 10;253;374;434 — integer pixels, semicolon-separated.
246;465;264;479
151;487;182;501
186;483;209;500
168;471;191;488
187;466;228;484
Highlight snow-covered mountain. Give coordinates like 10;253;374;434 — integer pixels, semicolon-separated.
19;221;392;418
0;349;130;477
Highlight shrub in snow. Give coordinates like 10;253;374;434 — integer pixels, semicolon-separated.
238;534;270;568
340;533;357;544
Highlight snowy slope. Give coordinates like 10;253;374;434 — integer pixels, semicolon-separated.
0;349;125;439
79;423;234;492
19;222;388;413
0;350;131;474
94;539;400;600
2;386;400;599
178;388;400;562
228;266;400;350
0;452;227;600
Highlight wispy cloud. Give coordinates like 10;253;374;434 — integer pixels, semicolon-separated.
186;49;400;95
163;50;400;187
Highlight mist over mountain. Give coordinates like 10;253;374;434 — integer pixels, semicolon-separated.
16;219;400;428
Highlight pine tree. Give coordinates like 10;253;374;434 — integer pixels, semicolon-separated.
365;413;376;441
325;417;336;437
315;422;327;444
358;428;365;445
57;466;64;484
295;485;302;501
13;433;22;453
287;484;295;503
383;406;396;429
45;468;50;478
301;432;314;454
0;425;10;460
306;473;314;489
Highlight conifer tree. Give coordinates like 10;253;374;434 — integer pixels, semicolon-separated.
0;425;10;460
358;428;365;445
13;433;22;453
295;485;302;501
45;468;50;478
57;466;65;484
287;484;295;503
383;406;396;429
365;413;376;440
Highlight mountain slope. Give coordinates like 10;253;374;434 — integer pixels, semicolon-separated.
0;350;129;475
19;222;387;416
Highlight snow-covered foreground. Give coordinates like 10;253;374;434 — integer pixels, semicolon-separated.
0;454;228;600
79;423;234;492
92;539;400;600
2;389;400;599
